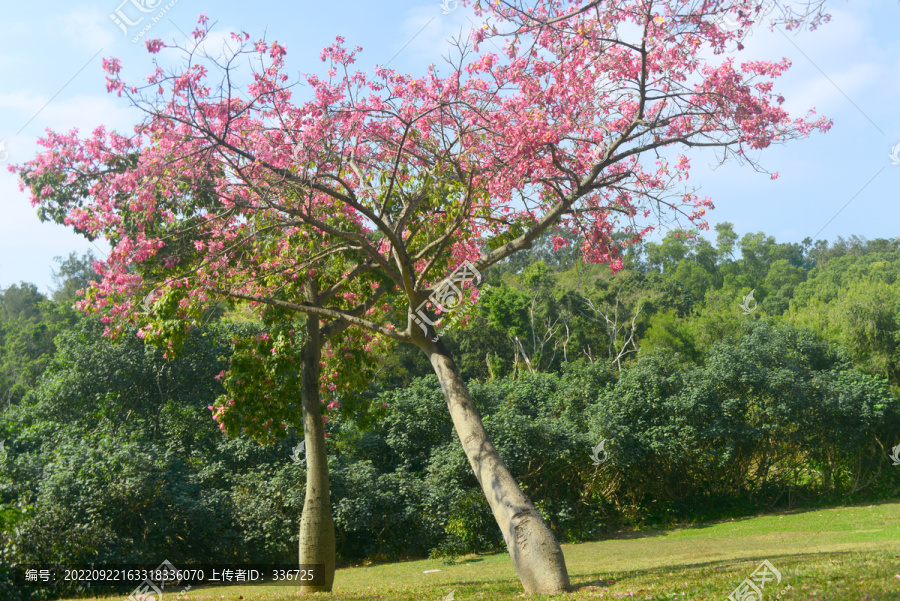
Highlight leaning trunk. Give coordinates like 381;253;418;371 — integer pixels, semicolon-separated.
421;337;570;594
297;312;336;592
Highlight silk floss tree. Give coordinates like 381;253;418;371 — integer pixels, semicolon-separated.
202;229;393;593
15;0;835;593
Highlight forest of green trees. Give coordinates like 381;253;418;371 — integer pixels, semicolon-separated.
1;225;899;599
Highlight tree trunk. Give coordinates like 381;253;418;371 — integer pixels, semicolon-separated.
419;336;570;594
298;312;336;592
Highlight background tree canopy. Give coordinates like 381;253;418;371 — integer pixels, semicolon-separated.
2;226;900;599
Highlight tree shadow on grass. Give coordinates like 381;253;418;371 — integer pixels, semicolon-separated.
598;498;900;538
565;548;889;592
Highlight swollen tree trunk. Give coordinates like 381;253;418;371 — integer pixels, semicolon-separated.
418;335;571;594
297;312;336;592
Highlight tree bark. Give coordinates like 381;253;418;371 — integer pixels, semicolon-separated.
418;334;571;594
297;311;336;592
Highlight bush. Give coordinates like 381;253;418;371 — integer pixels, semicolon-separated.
330;460;441;560
590;320;900;524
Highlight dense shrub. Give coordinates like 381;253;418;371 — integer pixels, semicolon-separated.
331;460;440;560
589;320;900;524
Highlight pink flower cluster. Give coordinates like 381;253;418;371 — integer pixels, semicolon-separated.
9;0;835;439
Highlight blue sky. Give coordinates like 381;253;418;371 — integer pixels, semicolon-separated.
1;0;898;294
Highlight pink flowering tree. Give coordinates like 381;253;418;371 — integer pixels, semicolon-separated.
14;0;834;593
16;129;394;593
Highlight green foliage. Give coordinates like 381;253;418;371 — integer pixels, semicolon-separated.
0;318;303;599
789;250;900;387
591;320;900;524
331;461;439;560
640;308;700;361
439;489;500;556
214;308;304;442
49;251;99;304
4;225;900;596
481;285;532;340
0;283;78;406
13;317;230;443
341;376;453;474
230;458;306;561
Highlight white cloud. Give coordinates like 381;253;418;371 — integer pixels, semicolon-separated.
732;3;887;123
388;4;480;70
0;167;107;294
0;91;134;291
193;28;244;58
779;61;881;119
56;8;118;51
0;91;141;141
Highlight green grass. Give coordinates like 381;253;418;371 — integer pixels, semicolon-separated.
66;500;900;600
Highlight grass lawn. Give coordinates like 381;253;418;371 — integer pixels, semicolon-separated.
66;500;900;600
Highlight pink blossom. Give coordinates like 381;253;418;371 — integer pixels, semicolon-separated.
12;4;835;455
101;57;121;74
145;39;164;54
